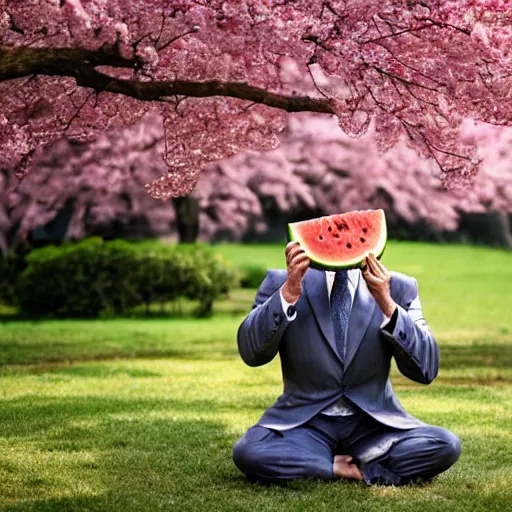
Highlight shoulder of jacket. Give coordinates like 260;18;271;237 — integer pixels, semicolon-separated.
264;269;288;287
390;271;418;305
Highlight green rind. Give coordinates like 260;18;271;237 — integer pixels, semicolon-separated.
287;211;388;271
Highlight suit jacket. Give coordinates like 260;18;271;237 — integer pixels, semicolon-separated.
237;268;439;433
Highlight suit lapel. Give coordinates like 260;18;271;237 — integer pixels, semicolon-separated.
304;268;377;368
344;270;376;371
303;269;341;363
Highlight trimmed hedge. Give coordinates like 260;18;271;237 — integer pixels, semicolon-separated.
13;238;238;318
0;243;31;306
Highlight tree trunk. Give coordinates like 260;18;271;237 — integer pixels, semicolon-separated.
172;195;200;243
457;210;512;248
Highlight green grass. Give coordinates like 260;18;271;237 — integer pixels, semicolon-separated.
0;241;511;511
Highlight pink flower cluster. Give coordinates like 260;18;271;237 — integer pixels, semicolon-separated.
1;1;512;197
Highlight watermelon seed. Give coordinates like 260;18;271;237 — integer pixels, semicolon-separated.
328;227;332;232
333;233;340;238
347;243;352;249
362;227;368;233
319;236;323;240
360;237;366;243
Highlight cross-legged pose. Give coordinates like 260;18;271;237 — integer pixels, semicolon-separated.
233;243;460;485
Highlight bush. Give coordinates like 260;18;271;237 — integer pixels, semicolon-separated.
18;238;110;317
0;242;32;306
98;240;142;316
238;264;267;289
15;239;237;318
182;251;239;317
0;255;12;304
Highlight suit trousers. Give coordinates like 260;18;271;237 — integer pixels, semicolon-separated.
233;409;460;485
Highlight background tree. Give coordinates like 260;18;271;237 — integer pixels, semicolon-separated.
1;1;512;198
0;113;174;253
3;112;512;253
199;114;512;243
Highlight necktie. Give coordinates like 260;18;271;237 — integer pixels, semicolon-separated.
330;270;352;365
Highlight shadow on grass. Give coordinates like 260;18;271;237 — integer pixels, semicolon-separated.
5;364;164;379
0;391;313;512
3;495;109;512
0;340;240;367
0;384;510;512
0;395;270;440
439;343;512;372
2;395;511;512
1;412;248;512
2;339;512;376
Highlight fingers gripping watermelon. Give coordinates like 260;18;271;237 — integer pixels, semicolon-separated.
287;210;387;271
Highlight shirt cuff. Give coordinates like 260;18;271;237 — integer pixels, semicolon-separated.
381;307;398;333
280;286;298;321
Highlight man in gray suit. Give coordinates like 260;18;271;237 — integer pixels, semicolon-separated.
233;242;460;485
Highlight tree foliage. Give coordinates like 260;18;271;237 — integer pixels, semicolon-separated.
1;1;512;197
200;114;512;241
0;114;174;253
3;112;512;252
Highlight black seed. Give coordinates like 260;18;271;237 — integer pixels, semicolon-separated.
360;237;365;243
333;233;340;238
362;227;368;233
347;243;352;249
319;236;323;240
328;227;332;232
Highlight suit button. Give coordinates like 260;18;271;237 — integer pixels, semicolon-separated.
399;330;407;341
286;305;296;317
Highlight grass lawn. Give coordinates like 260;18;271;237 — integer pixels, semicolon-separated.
0;241;511;511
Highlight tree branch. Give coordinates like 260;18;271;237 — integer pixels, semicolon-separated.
361;23;433;44
0;46;136;81
0;46;335;114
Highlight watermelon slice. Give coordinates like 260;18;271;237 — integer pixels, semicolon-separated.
287;209;387;270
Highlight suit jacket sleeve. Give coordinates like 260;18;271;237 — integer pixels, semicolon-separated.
237;270;290;367
382;276;440;384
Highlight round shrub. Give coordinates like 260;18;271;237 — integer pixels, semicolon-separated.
15;238;237;318
17;238;106;317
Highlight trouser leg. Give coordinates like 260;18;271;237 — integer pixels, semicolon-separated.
356;426;461;486
233;413;461;486
233;419;339;482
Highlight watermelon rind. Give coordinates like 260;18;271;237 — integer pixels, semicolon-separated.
287;210;387;271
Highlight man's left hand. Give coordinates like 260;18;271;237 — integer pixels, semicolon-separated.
362;253;397;318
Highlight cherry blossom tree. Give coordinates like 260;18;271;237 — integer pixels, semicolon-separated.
197;114;484;241
1;0;512;198
0;113;174;253
4;111;512;253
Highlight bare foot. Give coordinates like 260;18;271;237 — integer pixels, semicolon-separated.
333;455;364;481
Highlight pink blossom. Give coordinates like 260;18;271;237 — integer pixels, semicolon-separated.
1;1;512;196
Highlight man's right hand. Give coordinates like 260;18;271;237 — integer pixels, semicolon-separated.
282;241;310;304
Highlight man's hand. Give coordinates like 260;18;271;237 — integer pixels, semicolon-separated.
282;241;310;304
362;253;397;318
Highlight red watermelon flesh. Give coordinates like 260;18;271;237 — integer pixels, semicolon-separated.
287;210;387;270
